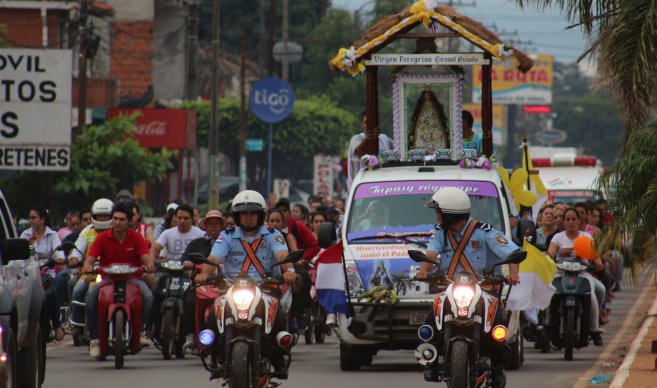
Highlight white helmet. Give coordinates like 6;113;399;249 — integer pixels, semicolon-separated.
91;198;114;230
426;187;471;214
232;190;267;214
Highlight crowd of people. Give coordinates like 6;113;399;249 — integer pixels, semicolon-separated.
529;198;622;343
12;188;347;359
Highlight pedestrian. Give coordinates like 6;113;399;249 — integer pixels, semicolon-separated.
291;203;309;223
275;198;320;262
154;202;179;239
462;110;482;154
347;110;394;190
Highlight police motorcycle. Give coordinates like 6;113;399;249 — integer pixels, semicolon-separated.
153;259;192;360
186;250;304;388
546;259;592;361
409;249;527;388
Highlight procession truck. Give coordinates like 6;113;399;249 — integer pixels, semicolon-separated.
322;1;537;371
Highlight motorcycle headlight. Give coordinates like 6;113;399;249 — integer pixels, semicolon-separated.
232;288;255;311
452;286;475;310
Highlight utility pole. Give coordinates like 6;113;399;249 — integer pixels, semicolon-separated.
281;0;289;81
267;0;277;76
208;0;221;210
187;2;200;205
77;0;89;132
258;0;266;77
239;41;248;192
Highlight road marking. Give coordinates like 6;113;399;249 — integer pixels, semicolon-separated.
609;282;657;387
572;280;655;388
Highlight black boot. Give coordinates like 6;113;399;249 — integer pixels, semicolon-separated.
271;352;288;380
491;366;506;388
423;366;439;382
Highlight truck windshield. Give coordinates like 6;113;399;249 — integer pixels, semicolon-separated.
347;180;504;243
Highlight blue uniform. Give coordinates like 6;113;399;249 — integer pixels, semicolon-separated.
210;225;288;279
427;217;519;278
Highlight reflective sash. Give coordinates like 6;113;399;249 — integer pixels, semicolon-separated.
446;220;478;279
239;236;266;277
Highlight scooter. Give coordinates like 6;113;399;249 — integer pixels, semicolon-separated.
96;264;145;369
547;259;592;361
154;260;191;360
188;250;304;387
410;250;527;388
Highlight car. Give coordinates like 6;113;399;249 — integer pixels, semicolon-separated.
0;190;47;388
320;157;528;371
196;176;240;205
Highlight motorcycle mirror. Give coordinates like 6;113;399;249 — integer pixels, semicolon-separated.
184;253;211;266
271;249;306;268
408;250;438;265
57;241;76;252
495;250;527;267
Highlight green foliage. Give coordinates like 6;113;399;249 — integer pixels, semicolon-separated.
553;94;623;166
179;96;355;187
55;115;173;202
597;120;657;276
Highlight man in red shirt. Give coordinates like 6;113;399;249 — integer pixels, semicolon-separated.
83;203;155;359
275;198;320;261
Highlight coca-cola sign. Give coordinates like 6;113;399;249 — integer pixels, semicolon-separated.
107;108;196;149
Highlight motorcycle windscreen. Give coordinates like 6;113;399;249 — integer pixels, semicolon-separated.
345;180;503;299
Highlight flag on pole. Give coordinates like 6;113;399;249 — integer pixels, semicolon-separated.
522;142;549;223
506;240;557;310
315;240;349;315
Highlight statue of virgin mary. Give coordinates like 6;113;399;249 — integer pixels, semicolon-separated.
408;85;450;152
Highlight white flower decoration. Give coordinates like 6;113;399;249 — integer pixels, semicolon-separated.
342;46;357;68
423;0;439;11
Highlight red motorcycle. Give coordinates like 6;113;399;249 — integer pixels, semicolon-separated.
96;264;145;369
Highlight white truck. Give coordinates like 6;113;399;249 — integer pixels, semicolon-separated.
320;159;526;371
532;154;605;203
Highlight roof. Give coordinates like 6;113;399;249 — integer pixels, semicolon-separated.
352;163;503;187
330;1;533;76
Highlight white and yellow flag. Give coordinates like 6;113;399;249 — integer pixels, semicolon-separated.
522;143;549;223
506;240;556;310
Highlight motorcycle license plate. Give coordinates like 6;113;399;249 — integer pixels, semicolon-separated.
410;310;428;325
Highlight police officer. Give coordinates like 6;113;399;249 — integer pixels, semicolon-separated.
196;190;296;379
416;187;521;388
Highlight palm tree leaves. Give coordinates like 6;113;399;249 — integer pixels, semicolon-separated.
515;1;656;140
597;122;657;274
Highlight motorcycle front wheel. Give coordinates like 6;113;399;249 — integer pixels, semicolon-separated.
114;310;125;369
161;309;175;360
230;341;252;388
449;340;472;388
563;308;575;361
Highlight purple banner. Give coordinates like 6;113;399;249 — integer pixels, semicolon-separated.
354;180;499;200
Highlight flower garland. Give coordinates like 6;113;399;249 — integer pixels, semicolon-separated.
359;154;383;170
330;0;519;76
459;155;495;170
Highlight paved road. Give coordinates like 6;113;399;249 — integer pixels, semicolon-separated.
43;281;641;388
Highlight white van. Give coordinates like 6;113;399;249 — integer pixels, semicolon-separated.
532;155;605;203
331;160;525;370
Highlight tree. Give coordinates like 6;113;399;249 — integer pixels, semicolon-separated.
515;1;657;139
598;122;657;274
180;96;355;191
5;115;173;220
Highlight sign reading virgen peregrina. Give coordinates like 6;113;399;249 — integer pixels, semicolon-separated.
365;53;488;66
0;48;73;171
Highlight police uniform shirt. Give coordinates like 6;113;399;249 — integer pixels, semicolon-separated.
427;217;519;277
210;225;288;279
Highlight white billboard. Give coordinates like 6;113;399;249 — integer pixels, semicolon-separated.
313;154;334;199
0;48;72;170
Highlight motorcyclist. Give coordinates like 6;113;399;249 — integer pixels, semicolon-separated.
180;210;226;351
416;187;520;388
197;190;297;379
83;203;156;358
67;198;114;331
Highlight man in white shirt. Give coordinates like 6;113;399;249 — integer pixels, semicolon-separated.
347;111;394;191
150;204;205;261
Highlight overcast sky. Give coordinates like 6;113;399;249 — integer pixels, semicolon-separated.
331;0;590;65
